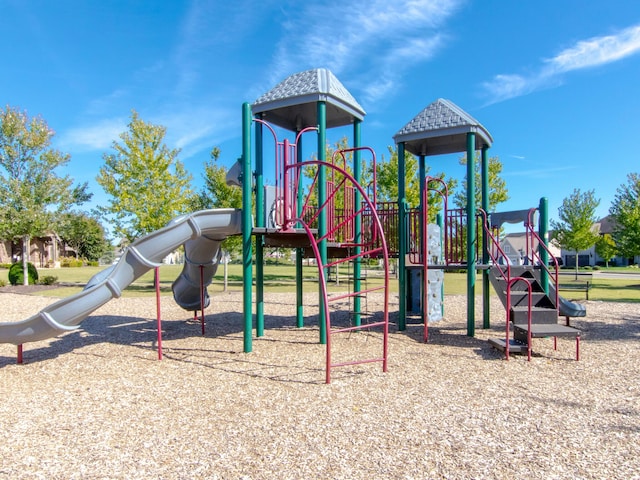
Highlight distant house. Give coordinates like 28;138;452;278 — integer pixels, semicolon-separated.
0;235;64;268
560;216;639;267
499;232;561;266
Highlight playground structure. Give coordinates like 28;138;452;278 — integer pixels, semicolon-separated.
0;68;587;382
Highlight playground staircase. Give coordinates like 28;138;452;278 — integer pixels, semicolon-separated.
487;265;581;359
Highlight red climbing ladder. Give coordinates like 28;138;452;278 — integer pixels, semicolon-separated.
291;149;389;383
259;122;390;383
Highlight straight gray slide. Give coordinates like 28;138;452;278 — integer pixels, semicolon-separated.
0;209;242;346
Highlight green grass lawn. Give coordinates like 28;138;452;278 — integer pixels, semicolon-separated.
1;264;639;302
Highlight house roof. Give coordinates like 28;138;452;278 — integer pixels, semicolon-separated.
393;98;493;156
252;68;365;131
595;215;616;234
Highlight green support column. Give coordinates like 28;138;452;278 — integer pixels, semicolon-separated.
254;118;265;337
241;102;253;353
296;131;304;328
397;142;407;330
538;197;550;294
481;144;490;329
353;119;362;327
317;101;327;344
466;132;476;337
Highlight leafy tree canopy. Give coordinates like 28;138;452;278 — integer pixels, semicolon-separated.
595;233;617;268
57;212;110;262
190;147;242;255
609;172;640;259
453;153;509;212
0;105;90;241
551;188;600;274
96;110;193;242
0;105;90;284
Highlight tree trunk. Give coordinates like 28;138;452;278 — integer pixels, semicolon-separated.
22;235;30;286
574;251;579;280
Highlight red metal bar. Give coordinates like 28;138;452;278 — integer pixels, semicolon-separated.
17;344;23;364
155;267;163;360
324;247;384;270
576;336;580;361
328;285;385;303
199;265;206;336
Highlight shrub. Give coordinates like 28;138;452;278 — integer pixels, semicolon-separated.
8;262;39;286
61;257;84;268
0;279;6;287
0;263;12;270
39;275;58;286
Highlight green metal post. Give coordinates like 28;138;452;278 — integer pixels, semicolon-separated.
539;197;550;294
466;132;476;337
317;101;327;344
296;131;304;328
241;103;253;353
353;119;362;327
255;117;265;337
481;144;490;329
397;142;407;330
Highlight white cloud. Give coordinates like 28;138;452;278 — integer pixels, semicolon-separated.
482;23;640;104
264;0;462;104
58;118;127;152
549;24;640;73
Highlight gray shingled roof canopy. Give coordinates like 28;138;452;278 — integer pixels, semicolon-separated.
252;68;365;131
393;99;493;156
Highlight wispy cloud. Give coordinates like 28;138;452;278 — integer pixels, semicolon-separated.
264;0;463;105
504;165;577;179
57;117;127;152
482;23;640;104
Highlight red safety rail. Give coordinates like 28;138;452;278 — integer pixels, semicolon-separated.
505;277;533;361
445;208;483;265
524;208;559;310
410;177;449;265
290;158;389;384
255;119;318;231
478;209;511;286
252;121;389;383
372;202;399;257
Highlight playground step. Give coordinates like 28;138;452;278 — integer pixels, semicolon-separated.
513;323;581;341
511;306;558;324
488;337;529;354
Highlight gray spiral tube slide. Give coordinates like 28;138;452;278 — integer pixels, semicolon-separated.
0;209;242;346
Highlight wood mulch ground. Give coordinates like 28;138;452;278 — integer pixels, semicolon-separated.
0;290;639;479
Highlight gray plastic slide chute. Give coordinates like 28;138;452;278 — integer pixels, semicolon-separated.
0;209;242;346
558;295;587;318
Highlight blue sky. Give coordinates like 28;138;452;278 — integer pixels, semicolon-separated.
2;0;640;228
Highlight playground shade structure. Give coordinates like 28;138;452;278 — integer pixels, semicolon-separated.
0;209;242;345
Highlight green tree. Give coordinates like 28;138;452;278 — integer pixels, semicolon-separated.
96;110;193;242
0;106;90;284
551;188;600;278
595;233;617;268
609;173;640;261
190;147;242;256
453;153;509;212
58;212;110;262
376;145;455;219
377;146;421;207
